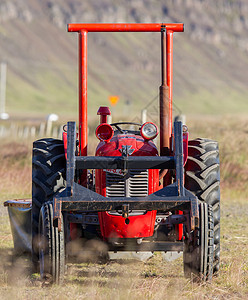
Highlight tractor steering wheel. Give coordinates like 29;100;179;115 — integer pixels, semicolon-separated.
110;122;142;134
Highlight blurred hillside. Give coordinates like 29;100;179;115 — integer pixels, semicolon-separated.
0;0;248;119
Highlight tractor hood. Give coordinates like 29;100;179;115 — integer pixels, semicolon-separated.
95;133;158;157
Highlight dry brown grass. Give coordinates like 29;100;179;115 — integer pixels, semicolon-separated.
0;140;32;199
0;116;248;299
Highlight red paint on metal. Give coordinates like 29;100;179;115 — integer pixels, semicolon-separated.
68;23;184;33
95;169;106;195
176;211;183;241
95;134;159;157
78;30;88;185
166;30;174;141
95;133;159;239
95;123;114;142
62;131;67;160
98;211;157;240
148;169;160;194
97;106;111;124
79;30;88;157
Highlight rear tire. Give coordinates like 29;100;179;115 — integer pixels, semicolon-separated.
183;203;214;281
39;203;65;284
32;139;66;271
185;138;220;274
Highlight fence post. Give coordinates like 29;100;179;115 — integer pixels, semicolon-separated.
39;123;45;137
141;109;147;123
30;126;36;138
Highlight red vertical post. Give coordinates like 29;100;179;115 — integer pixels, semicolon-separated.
79;30;88;185
79;30;88;157
166;30;173;138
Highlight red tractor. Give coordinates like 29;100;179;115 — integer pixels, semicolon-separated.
31;23;220;283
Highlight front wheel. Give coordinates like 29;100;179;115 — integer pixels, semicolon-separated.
185;138;220;274
39;202;65;284
32;138;66;271
183;203;214;281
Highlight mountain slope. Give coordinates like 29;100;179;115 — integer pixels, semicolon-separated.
0;0;248;119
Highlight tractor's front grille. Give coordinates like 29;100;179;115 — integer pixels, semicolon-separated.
106;173;126;197
106;169;148;198
129;169;148;197
106;169;148;216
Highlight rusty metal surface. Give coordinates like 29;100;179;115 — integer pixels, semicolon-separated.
4;199;32;208
159;85;170;156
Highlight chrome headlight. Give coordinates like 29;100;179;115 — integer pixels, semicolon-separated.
140;122;158;140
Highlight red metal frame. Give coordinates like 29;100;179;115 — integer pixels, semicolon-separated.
68;23;184;184
166;30;174;141
68;23;183;33
78;30;88;157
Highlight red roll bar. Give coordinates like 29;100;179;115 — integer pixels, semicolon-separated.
68;23;184;185
68;23;184;33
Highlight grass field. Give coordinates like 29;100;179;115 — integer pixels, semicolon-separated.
0;116;248;299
